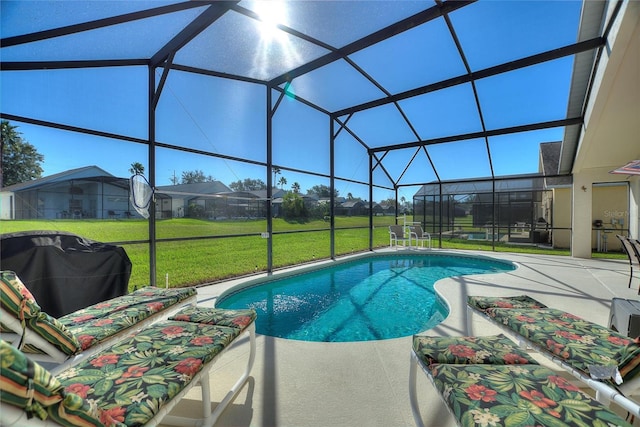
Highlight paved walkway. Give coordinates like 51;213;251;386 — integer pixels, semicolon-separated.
162;250;640;427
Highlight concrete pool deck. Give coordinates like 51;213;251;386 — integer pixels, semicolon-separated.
161;249;640;427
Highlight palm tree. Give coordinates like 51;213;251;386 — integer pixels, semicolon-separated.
278;176;287;189
272;166;281;187
129;162;145;176
292;182;301;194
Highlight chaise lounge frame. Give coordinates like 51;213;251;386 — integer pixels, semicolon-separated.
162;322;256;427
1;316;257;427
0;297;196;369
409;334;635;427
0;280;197;373
466;300;640;417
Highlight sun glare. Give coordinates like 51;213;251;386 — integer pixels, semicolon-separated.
248;1;301;79
254;1;287;41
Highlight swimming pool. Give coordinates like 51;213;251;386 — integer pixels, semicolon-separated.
466;232;506;241
216;253;515;342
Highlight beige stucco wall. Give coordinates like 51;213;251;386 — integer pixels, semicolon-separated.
552;187;572;248
572;169;633;256
592;184;629;252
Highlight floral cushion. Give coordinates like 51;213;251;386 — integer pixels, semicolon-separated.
485;307;640;384
0;271;81;356
57;321;241;427
429;363;631;427
413;334;538;366
170;306;257;331
468;295;547;312
0;270;36;303
58;286;197;351
0;340;102;426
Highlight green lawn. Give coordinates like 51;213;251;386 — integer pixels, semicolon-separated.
1;217;396;289
2;218;624;291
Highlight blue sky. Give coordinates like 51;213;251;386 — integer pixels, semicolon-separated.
1;0;582;202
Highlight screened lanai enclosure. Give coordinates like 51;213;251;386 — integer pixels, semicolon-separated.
1;0;636;288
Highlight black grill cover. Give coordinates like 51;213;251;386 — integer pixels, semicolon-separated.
1;230;131;317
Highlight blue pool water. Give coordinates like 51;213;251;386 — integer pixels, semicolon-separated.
467;232;506;241
216;253;515;342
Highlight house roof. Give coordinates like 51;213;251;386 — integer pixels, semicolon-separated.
248;188;286;200
341;200;364;208
156;181;231;197
1;165;116;192
539;141;573;188
539;142;561;176
215;188;286;201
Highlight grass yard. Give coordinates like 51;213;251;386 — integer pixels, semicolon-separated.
1;217;395;289
1;217;624;291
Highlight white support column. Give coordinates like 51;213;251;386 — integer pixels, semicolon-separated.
630;179;640;239
571;173;593;258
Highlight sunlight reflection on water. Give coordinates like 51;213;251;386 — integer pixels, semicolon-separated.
217;254;514;342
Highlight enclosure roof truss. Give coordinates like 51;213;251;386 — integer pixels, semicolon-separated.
0;0;611;188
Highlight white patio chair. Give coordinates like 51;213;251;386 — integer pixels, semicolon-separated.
389;225;410;248
409;225;431;249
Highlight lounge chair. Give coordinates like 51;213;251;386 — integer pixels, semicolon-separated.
408;225;431;249
617;234;640;290
389;225;410;248
0;305;257;427
409;334;632;427
0;270;197;372
466;295;640;416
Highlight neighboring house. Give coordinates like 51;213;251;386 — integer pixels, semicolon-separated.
336;200;366;216
0;166;131;220
378;203;396;216
215;188;284;219
369;202;384;216
155;181;232;219
298;192;319;210
269;189;303;218
156;185;289;219
539;141;572;248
